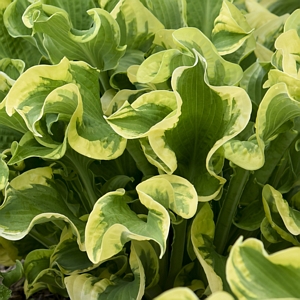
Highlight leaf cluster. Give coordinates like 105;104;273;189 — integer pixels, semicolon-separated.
1;0;300;299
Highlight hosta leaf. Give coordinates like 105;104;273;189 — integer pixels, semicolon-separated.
227;237;300;299
86;174;196;264
65;241;145;300
212;0;255;62
155;49;250;199
96;253;128;280
234;199;265;231
5;57;76;126
51;237;95;275
185;0;223;39
4;0;36;38
136;175;198;220
152;28;178;50
262;185;300;245
224;82;300;170
4;0;98;60
125;139;158;177
0;167;86;250
5;57;126;160
174;262;205;297
136;49;194;84
9;131;67;164
139;132;177;174
261;217;284;244
191;203;229;293
0;237;20;266
0;284;11;300
0;153;8;190
23;3;126;70
85;188;167;263
0;58;25;80
0;104;25;149
245;0;288;61
260;0;300;15
240;61;271;112
206;291;234;300
39;0;96;30
131;241;159;289
111;0;164;52
272;29;300;79
263;185;300;239
246;0;285;31
99;0;119;12
154;287;199;300
0;72;14;102
1;260;23;287
64;64;126;160
0;58;25;102
89;144;145;186
100;175;134;194
106;90;181;139
270;14;300;79
235;130;298;230
0;0;42;68
284;9;300;35
101;89;147;117
24;248;67;298
171;27;243;86
0;100;27;134
109;50;144;90
140;0;186;29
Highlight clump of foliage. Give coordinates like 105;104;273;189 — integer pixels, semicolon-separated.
1;0;300;299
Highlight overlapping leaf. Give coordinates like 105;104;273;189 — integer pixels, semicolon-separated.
0;167;86;250
140;0;186;29
227;237;300;299
65;241;146;300
22;2;126;70
212;0;256;63
245;0;288;62
224;11;300;172
1;1;300;299
0;0;42;68
0;237;20;266
185;0;223;38
259;0;300;15
5;57;126;161
109;50;145;90
223;82;300;170
0;260;23;300
110;0;164;52
106;90;182;139
24;248;67;298
262;184;300;245
51;237;95;275
191;203;229;293
137;29;250;199
85;175;197;263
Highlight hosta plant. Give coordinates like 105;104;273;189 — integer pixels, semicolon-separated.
1;0;300;299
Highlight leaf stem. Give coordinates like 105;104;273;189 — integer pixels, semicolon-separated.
29;230;54;248
78;166;97;211
99;71;111;94
65;149;98;212
164;220;187;290
214;166;249;254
